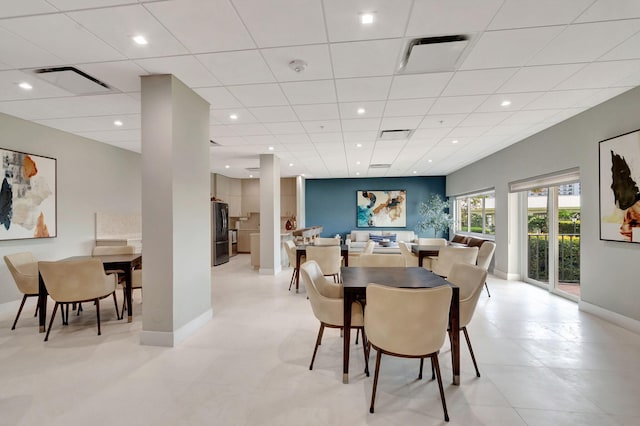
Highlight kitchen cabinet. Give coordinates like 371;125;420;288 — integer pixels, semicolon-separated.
241;178;260;214
237;229;255;253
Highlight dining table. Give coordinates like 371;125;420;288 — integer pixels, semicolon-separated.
410;244;442;267
293;243;349;292
340;266;461;385
37;253;142;332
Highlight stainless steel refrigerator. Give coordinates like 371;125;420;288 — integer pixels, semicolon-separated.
212;201;229;266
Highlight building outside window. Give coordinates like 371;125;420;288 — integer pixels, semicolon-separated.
454;190;495;237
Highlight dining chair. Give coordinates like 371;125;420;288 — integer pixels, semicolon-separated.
398;242;418;267
38;258;119;341
430;246;479;278
305;245;342;282
4;252;39;330
417;238;448;246
300;260;342;298
314;237;341;246
476;241;496;297
300;262;368;374
362;240;376;254
446;263;488;378
92;245;139;317
365;284;452;421
358;253;405;267
284;240;304;291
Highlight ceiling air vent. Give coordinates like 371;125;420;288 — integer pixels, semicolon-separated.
379;129;413;140
210;140;221;146
369;163;391;169
31;66;112;95
245;167;260;173
399;35;470;74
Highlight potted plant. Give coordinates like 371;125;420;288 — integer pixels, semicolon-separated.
415;194;453;238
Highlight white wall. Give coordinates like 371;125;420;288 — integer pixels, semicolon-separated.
447;86;640;323
0;112;141;306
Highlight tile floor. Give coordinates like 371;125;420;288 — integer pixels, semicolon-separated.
1;254;639;425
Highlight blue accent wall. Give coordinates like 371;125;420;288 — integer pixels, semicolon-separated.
305;176;446;240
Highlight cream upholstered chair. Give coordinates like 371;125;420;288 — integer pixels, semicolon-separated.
300;260;342;299
418;237;448;246
4;252;39;330
398;242;418;267
476;241;496;297
359;253;406;267
38;258;119;341
446;263;488;378
284;240;304;291
300;262;368;373
430;246;479;278
305;245;342;282
92;245;140;315
365;284;452;421
314;237;341;246
362;240;376;254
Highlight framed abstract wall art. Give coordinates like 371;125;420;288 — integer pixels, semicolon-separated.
0;148;56;240
599;129;640;243
357;190;406;228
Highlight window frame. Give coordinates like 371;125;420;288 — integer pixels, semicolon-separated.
453;190;495;238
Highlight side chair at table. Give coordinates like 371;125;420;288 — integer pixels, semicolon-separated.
4;252;39;330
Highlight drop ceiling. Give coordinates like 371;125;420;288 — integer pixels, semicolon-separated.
1;0;640;179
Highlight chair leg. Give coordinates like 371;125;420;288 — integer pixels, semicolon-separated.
11;295;28;330
34;300;39;317
96;298;101;336
418;358;423;379
463;327;480;377
355;328;360;344
288;268;297;291
63;303;69;325
369;348;382;413
432;354;449;422
44;302;60;342
484;281;491;297
309;323;325;370
112;291;120;320
360;328;369;377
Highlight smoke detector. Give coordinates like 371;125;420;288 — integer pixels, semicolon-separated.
288;59;307;73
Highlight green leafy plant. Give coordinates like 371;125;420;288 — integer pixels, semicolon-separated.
415;194;453;237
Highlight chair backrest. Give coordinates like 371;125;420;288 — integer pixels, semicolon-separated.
418;238;448;246
398;242;418;267
314;237;340;246
365;284;452;356
92;245;135;256
300;260;342;298
305;245;341;275
300;262;343;326
284;240;297;265
4;252;39;295
447;263;487;327
362;240;376;254
38;258;117;302
431;246;479;278
358;253;405;267
476;241;496;270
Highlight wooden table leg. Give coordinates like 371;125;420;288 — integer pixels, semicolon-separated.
343;291;352;384
124;267;133;323
450;287;460;385
38;273;47;333
295;250;302;293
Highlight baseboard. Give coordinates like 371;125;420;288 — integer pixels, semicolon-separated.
493;268;520;280
579;300;640;335
140;308;213;347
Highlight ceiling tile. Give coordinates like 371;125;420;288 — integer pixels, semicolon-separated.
47;0;137;10
383;98;434;117
0;27;66;69
573;86;632;107
76;60;147;93
280;80;336;105
197;50;274;85
460;112;512;127
278;134;311;144
380;116;423;130
261;44;333;82
227;84;288;107
529;20;640;65
292;104;339;121
447;126;491;138
389;73;452;99
0;14;125;63
442;68;518;96
194;87;241;108
476;92;544;112
335;77;392;102
419;114;467;128
136;56;220;88
232;0;326;47
210;125;239;137
600;31;640;61
411;127;452;141
265;122;306;134
243;134;278;144
310;133;343;143
576;0;640;22
35;114;140;133
77;129;140;142
0;1;57;18
341;118;381;132
460;27;563;70
555;60;640;90
145;0;255;53
339;101;385;119
302;120;341;133
67;5;189;59
227;123;270;136
497;64;585;93
343;131;377;143
488;0;592;30
0;93;139;119
429;95;488;114
406;0;503;36
523;89;599;110
500;109;564;125
248;106;297;122
0;70;73;101
210;108;257;124
330;39;403;78
323;0;412;42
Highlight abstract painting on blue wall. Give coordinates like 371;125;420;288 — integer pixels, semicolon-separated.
357;190;406;228
0;148;56;240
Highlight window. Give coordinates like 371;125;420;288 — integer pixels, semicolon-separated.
454;190;495;237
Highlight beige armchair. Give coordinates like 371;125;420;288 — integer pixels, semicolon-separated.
359;253;405;267
38;258;119;341
476;241;496;297
92;245;140;315
418;237;448;246
447;263;488;378
284;240;303;291
300;260;342;298
314;237;341;246
300;262;367;373
365;284;452;421
305;245;342;282
398;242;418;267
4;252;39;330
362;240;376;254
430;246;479;278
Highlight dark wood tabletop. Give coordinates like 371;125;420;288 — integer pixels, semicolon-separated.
411;244;443;267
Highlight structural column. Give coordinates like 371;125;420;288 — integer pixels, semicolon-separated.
259;154;281;275
296;175;305;229
139;74;212;346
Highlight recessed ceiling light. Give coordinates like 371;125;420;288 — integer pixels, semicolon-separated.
357;108;366;115
356;172;360;176
356;143;362;148
301;173;305;177
132;35;148;45
225;165;230;169
413;170;417;174
268;146;274;151
356;161;361;165
113;120;123;127
451;140;459;144
501;100;511;107
289;163;293;167
249;174;253;178
360;13;375;24
428;159;433;163
229;113;238;120
18;82;32;90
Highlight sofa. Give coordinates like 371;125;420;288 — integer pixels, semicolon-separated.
345;230;417;250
